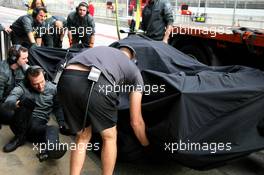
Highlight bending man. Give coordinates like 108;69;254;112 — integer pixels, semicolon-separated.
57;45;149;175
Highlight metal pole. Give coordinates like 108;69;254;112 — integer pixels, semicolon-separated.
0;31;3;60
114;0;121;40
232;0;238;26
126;0;128;17
204;0;207;14
135;0;141;30
197;0;201;15
175;0;178;14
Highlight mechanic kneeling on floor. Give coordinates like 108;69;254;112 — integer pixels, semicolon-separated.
1;65;71;162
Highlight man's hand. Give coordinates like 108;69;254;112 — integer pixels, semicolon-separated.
89;42;94;48
162;38;168;44
89;35;95;48
4;27;12;34
162;25;173;44
69;39;72;47
31;43;38;48
19;95;36;110
16;100;20;108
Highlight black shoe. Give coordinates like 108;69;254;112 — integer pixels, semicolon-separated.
48;148;67;159
36;148;67;162
3;137;24;153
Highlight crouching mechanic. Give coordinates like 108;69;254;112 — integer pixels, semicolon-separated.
9;7;47;48
43;16;67;48
0;45;29;127
67;2;95;48
1;66;71;162
57;46;149;175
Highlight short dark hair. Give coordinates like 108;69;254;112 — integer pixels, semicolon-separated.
7;45;28;65
76;2;89;15
26;65;44;78
78;2;88;8
32;7;47;18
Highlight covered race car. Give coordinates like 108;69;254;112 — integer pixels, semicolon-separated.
29;34;264;170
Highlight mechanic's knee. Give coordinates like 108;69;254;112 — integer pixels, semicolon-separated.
0;104;14;124
76;126;92;142
47;125;59;134
101;126;117;142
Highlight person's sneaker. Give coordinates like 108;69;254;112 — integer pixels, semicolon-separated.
3;137;24;153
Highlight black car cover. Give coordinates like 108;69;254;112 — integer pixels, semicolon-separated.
28;35;264;170
28;47;85;80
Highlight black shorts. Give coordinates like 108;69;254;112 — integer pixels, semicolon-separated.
57;69;118;133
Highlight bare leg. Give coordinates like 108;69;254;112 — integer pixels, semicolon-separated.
70;126;92;175
100;126;117;175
